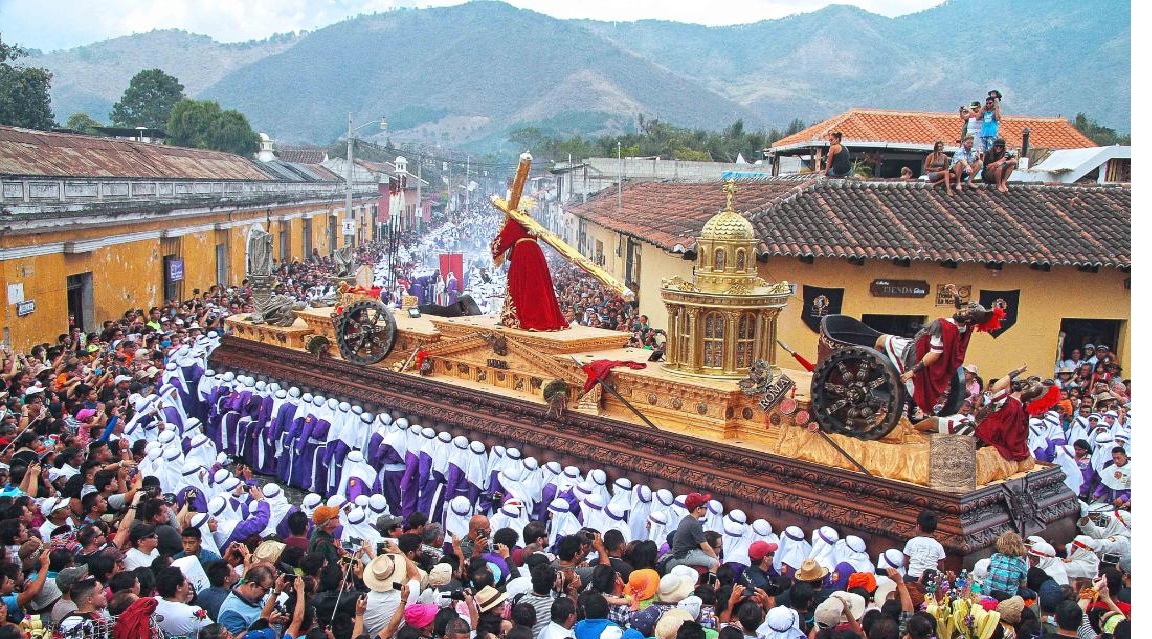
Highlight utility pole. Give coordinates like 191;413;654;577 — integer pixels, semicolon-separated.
617;141;623;211
345;112;354;248
416;150;423;233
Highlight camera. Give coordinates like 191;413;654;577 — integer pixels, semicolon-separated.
341;536;363;552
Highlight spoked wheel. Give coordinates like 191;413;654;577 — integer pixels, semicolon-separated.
335;300;398;365
810;346;903;440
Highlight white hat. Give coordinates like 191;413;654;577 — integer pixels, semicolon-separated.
302;493;322;508
264;484;283;499
113;375;132;384
369;494;387;512
326;494;347;508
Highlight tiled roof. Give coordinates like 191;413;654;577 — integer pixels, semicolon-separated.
276;147;327;164
772;108;1097;151
567;178;1130;269
0;126;272;181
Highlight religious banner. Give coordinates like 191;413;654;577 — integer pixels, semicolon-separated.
801;285;844;333
977;289;1020;338
438;253;465;299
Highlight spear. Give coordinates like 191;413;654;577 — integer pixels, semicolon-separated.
776;339;814;372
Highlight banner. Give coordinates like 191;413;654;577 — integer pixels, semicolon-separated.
977;289;1020;338
801;285;844;333
438;253;465;302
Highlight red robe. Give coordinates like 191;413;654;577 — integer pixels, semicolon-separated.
492;217;568;331
975;394;1031;461
911;318;971;414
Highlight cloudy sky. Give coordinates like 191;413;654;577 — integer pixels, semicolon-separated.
1;0;945;51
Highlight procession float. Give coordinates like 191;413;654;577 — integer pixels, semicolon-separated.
214;153;1077;569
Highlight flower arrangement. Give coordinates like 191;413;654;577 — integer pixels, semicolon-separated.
923;571;1001;639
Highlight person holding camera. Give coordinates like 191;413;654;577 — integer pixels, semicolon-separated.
979;91;1003;154
981;138;1017;193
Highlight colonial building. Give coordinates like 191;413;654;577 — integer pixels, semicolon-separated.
0;125;378;349
566;177;1130;377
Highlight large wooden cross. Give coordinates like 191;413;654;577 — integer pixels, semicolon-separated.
488;152;633;299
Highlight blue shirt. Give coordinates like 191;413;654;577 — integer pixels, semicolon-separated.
980;109;999;138
216;590;264;633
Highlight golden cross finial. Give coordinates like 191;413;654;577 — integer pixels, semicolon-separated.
722;179;737;211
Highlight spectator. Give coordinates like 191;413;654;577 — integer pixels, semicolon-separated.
922;140;954;195
982;138;1017;193
216;566;283;634
822;132;851;178
197;560;236;621
152;566;209;637
979;93;1002;154
901;510;944;580
985;531;1028;597
666;493;719;574
950;135;983;189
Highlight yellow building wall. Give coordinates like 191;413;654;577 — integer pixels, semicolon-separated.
1;198;373;349
620;239;1130;378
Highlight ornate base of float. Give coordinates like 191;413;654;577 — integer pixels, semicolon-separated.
214;312;1077;567
224;316;312;349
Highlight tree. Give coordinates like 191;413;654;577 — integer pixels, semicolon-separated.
0;37;55;130
65;112;102;134
167;98;260;156
110;68;185;129
1072;113;1130;146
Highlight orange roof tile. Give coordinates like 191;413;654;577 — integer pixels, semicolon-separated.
772;108;1097;151
567;178;1129;269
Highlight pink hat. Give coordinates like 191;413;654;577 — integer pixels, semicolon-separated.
75;409;97;422
403;604;439;628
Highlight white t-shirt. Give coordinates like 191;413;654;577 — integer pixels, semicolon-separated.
362;589;402;638
153;597;209;636
124;547;160;571
539;622;575;639
902;536;945;579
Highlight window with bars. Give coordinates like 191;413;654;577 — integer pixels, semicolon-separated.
736;313;756;368
703;312;726;368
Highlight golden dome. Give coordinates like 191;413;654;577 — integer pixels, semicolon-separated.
700;209;755;242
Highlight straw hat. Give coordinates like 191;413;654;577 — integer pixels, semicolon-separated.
796;558;830;582
657;573;694;604
252;540;286;565
363;553;404;593
474;585;507;613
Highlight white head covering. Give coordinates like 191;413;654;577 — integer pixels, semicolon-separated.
189;512;221;556
774;526;810;573
368;494;389;515
749;519;779;546
722;510;751;566
1053;443;1084;495
1027;539;1069;585
179;461;212;498
647;510;670;545
338;450;380;499
604;500;631;542
548;498;582;547
343;506;382;547
261;483;293;538
877;548;906;576
808;526;840;571
580;492;611;533
445;496;473;539
465;441;489;489
833;535;874;574
488;499;529;542
756;606;805;639
704;499;724;534
651;489;674;521
556;465;583;493
158;446;185;493
607;478;633;516
1064;535;1100;580
628;484;653;542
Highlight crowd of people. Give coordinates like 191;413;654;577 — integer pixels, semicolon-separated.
0;325;1134;639
0;198;1130;639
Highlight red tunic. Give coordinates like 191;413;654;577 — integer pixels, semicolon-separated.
975;394;1031;461
911;318;971;414
491;216;568;331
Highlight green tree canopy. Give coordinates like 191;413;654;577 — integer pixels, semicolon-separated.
0;38;55;130
519;114;804;166
167;98;260;156
110;68;185;129
1072;113;1131;146
65;112;102;134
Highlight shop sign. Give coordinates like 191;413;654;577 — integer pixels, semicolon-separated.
869;279;929;298
16;300;35;316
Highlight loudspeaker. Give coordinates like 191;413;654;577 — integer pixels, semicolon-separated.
418;294;482;318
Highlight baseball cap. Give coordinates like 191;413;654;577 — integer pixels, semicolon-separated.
377;515;403;534
748;541;778;562
55;565;89;593
684;492;712;512
311;506;340;526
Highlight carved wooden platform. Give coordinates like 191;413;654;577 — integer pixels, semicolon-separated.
210;336;1078;569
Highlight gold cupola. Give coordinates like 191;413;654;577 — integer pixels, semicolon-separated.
660;181;791;379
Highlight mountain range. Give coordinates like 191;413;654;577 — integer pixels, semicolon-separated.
29;0;1130;150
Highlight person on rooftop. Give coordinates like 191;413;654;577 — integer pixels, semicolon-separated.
981;138;1017;193
922;140;954;195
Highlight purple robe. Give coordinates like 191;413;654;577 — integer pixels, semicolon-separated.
374;443;406;515
276;506;301;539
399;448;422;519
224;501;271;548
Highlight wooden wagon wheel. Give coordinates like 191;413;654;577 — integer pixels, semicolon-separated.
809;346;903;440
